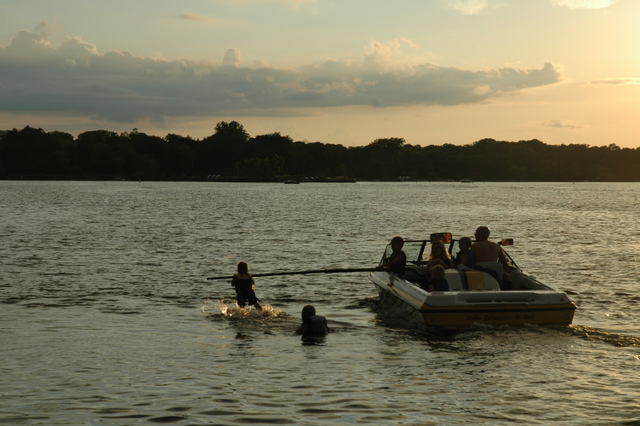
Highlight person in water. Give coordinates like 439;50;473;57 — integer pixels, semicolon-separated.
231;261;262;310
378;235;406;274
454;236;475;266
295;305;329;336
428;264;449;292
426;240;453;270
470;226;507;266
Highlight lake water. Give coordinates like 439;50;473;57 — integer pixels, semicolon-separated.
1;180;640;425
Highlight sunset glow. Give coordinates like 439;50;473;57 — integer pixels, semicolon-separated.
1;0;638;147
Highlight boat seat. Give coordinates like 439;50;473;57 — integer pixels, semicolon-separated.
465;270;501;290
475;262;504;285
444;269;501;291
444;270;466;291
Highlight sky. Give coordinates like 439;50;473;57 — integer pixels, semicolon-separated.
1;0;639;148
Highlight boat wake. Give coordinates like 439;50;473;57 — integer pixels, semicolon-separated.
568;324;640;347
201;299;288;320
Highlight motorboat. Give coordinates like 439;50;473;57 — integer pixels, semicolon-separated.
368;233;576;334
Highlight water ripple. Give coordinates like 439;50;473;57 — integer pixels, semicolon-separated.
2;181;640;425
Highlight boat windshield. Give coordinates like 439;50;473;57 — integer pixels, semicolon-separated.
381;240;426;265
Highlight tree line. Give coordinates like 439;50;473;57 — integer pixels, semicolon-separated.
0;121;638;181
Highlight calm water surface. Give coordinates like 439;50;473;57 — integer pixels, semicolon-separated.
1;181;640;425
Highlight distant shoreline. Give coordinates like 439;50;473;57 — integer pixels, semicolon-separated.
2;177;634;183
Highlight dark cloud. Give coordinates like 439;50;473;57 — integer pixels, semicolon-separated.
0;29;562;123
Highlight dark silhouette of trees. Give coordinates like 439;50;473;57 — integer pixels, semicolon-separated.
281;141;348;178
2;122;640;181
198;121;251;175
0;126;77;178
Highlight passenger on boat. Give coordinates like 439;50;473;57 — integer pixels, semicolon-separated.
295;305;329;336
428;265;449;292
231;262;262;310
427;241;453;270
378;235;406;275
470;226;507;266
454;237;475;266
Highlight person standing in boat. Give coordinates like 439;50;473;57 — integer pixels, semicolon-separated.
470;226;507;266
454;236;475;266
231;261;262;310
426;240;453;270
378;235;406;275
295;305;329;336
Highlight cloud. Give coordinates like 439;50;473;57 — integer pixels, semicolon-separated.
589;78;640;85
549;0;618;9
448;0;619;14
175;13;218;22
223;0;316;8
362;38;422;71
0;29;562;124
447;0;490;15
222;48;242;67
542;120;585;129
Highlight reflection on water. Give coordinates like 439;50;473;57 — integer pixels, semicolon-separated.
569;324;640;347
2;181;640;424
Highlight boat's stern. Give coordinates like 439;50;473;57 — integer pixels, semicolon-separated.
420;291;576;330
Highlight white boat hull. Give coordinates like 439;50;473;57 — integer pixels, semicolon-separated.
369;270;576;332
